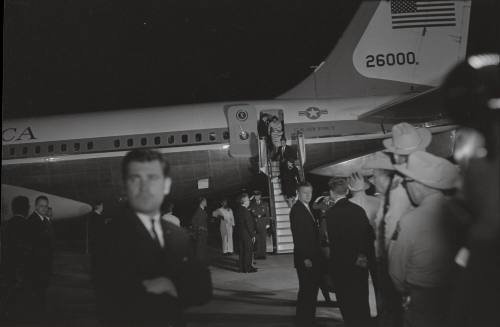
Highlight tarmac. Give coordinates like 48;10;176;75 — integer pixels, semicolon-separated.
2;247;378;326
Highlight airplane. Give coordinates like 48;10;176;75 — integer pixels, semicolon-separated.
2;0;471;223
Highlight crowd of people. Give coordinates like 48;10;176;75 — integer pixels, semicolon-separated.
288;55;500;327
0;55;498;327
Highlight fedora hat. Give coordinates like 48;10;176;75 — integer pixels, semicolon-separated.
383;123;432;155
363;151;395;171
395;151;460;190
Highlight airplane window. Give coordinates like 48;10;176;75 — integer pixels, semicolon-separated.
209;132;216;141
114;140;120;148
35;145;41;154
141;137;147;146
48;145;54;153
154;136;161;145
9;147;15;156
22;147;28;155
182;134;188;143
127;139;133;147
61;144;67;152
168;135;175;144
195;133;202;142
223;131;230;140
87;142;94;150
74;143;80;151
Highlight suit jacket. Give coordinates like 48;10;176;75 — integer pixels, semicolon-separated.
325;198;376;271
191;206;208;232
277;144;297;163
26;211;54;286
3;215;30;284
257;119;269;138
290;201;322;268
96;207;212;325
236;205;256;240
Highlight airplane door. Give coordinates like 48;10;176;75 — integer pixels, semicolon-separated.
225;104;258;158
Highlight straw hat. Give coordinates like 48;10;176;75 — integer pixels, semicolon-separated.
394;151;460;190
362;151;395;171
383;123;432;155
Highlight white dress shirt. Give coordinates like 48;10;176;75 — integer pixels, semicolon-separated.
137;212;164;247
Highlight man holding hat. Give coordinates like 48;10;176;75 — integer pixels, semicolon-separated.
389;151;461;327
381;122;431;248
248;190;270;259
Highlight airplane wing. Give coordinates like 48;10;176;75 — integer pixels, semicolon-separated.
358;88;448;126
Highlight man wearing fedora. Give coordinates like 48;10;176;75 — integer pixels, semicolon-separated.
389;151;461;327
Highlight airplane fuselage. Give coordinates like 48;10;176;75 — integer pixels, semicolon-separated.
2;96;399;221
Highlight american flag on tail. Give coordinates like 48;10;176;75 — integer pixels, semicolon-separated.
391;0;456;29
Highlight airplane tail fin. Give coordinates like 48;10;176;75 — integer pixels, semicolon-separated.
278;0;471;99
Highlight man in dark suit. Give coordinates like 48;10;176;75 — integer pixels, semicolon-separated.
236;193;257;273
325;177;376;327
95;149;212;326
276;138;297;164
2;196;30;320
290;181;322;326
26;194;54;320
191;197;209;265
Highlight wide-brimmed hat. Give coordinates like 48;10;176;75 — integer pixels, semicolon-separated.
394;151;460;190
362;151;395;171
383;123;432;155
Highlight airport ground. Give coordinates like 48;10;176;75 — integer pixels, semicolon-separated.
0;242;378;326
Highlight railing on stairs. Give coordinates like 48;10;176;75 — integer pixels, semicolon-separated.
257;133;308;254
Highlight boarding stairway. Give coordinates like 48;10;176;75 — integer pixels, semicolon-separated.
259;132;306;254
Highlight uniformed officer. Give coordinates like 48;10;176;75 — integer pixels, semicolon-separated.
248;190;270;259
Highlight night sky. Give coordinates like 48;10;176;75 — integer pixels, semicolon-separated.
3;0;500;119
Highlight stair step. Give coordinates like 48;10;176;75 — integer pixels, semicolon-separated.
276;229;292;236
277;243;294;253
274;201;288;208
276;214;289;222
278;235;294;243
274;195;285;202
277;221;290;229
276;207;290;215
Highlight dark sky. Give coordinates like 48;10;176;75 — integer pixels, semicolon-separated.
3;0;499;119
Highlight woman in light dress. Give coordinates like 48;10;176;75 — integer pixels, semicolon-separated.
212;198;235;255
268;116;283;153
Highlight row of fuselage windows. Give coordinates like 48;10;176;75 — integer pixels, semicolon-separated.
5;130;230;158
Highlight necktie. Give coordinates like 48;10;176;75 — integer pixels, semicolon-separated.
150;218;162;248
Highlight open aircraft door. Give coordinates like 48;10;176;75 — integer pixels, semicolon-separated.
225;104;258;158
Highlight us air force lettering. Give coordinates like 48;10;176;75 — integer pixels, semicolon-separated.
2;1;471;222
